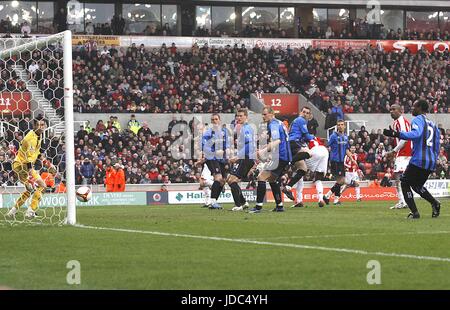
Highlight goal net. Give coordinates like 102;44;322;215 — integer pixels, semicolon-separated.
0;31;76;226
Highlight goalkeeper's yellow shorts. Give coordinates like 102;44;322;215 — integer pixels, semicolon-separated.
12;161;40;185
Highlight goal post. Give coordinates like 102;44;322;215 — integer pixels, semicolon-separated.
63;31;76;225
0;31;76;225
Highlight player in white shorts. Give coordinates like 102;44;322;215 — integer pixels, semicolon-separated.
385;104;412;209
199;163;214;208
343;145;362;202
291;137;328;208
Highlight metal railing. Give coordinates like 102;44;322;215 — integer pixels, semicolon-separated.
327;120;367;140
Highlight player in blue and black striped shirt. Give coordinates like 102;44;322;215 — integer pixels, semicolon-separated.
226;108;257;210
323;120;357;205
201;113;231;209
248;106;292;213
383;99;441;219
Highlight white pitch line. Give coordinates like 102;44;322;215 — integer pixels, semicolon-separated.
250;230;450;240
75;224;450;263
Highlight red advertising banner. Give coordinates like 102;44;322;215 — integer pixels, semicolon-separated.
312;39;450;54
312;39;376;50
267;187;398;203
375;40;450;54
0;92;31;115
259;93;299;116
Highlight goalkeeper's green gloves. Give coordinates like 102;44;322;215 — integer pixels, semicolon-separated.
383;126;400;138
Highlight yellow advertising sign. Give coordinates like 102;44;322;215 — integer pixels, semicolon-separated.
72;35;120;46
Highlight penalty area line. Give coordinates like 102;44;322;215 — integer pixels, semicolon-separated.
75;224;450;263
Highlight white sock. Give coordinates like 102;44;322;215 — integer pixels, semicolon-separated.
203;187;211;205
315;180;323;202
355;186;360;200
334;196;340;203
397;182;405;204
295;179;304;203
325;190;332;199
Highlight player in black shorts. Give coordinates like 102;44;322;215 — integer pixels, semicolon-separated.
222;108;256;210
246;107;292;213
200;114;231;209
323;120;357;205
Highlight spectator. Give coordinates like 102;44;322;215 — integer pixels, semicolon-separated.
307;114;319;135
80;158;94;185
331;101;344;122
113;163;126;192
85;22;94;35
54;8;67;32
138;121;153;137
87;95;99;109
127;114;141;135
105;165;116;192
275;83;291;94
21;21;31;36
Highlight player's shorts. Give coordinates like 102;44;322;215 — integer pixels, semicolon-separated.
12;161;40;186
289;140;304;155
400;164;431;188
201;163;214;186
263;159;290;178
330;161;345;177
205;160;227;179
394;156;411;173
230;159;255;180
305;145;329;173
345;171;360;185
289;141;310;157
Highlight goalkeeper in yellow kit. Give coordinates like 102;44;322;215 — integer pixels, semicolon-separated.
7;119;57;219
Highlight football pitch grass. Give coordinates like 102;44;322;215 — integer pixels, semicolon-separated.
1;200;449;290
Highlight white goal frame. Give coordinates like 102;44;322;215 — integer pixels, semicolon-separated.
0;31;76;225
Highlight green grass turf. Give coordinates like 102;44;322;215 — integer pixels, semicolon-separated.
1;200;450;290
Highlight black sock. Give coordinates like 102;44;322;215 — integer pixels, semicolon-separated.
257;181;266;204
413;186;438;205
229;182;243;206
270;182;283;206
292;152;311;163
331;183;342;196
240;192;246;205
288;170;306;187
401;181;418;214
210;181;222;200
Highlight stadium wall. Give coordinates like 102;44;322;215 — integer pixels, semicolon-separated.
74;112;450;136
73;113;264;133
345;114;450;131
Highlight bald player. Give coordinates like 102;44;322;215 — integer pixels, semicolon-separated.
385;104;412;209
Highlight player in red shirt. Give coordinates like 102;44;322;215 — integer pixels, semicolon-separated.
292;137;329;208
385;104;412;209
343;145;363;202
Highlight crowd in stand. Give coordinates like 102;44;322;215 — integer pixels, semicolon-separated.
72;42;288;113
284;45;449;116
70;42;449;116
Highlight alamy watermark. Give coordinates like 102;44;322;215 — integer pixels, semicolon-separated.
366;260;382;285
66;260;81;285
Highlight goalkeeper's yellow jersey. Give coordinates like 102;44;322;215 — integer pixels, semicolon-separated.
14;130;42;165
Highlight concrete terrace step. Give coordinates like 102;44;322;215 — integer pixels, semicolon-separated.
12;64;64;137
